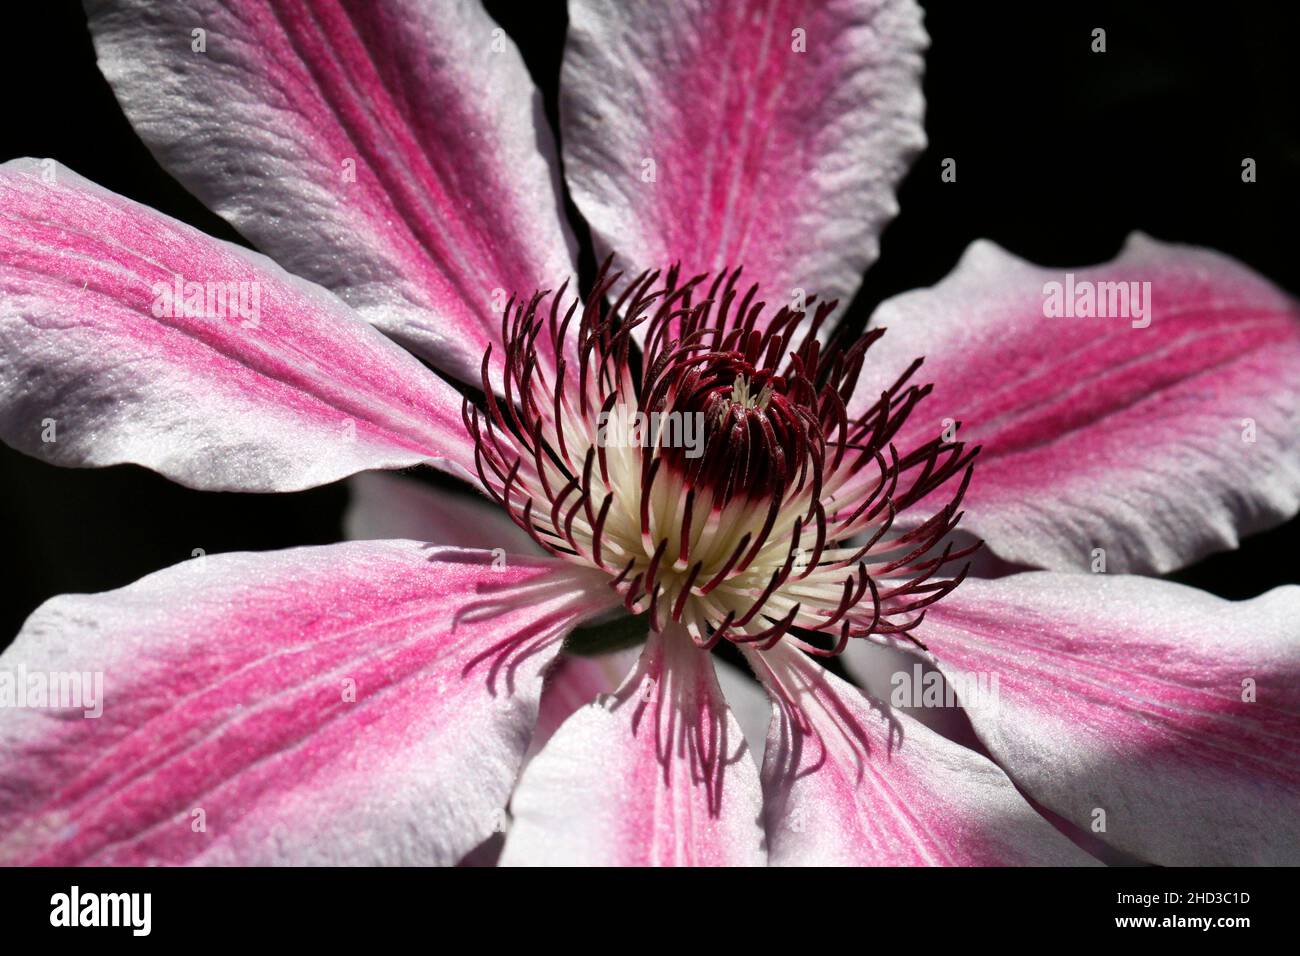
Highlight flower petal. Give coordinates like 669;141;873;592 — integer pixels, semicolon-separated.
744;640;1097;865
0;159;473;491
528;648;640;761
920;573;1300;865
561;0;926;325
529;651;767;768
714;657;773;765
344;470;538;554
501;627;766;866
86;0;576;383
0;542;613;865
852;234;1300;573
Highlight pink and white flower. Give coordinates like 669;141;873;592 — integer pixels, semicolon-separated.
1;0;1297;866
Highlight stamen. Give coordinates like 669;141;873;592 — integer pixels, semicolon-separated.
463;262;977;654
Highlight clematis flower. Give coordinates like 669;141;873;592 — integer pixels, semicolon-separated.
1;0;1297;866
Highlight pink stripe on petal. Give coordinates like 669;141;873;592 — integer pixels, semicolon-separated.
922;573;1300;865
745;640;1096;866
86;0;576;384
502;626;765;866
852;234;1300;573
562;0;926;330
0;543;615;866
0;159;474;491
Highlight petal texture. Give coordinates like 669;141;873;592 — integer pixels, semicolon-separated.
502;627;766;866
852;234;1300;573
344;469;538;554
561;0;926;325
528;647;640;761
86;0;576;382
745;640;1096;865
529;651;769;769
922;573;1300;865
0;159;474;491
0;542;613;865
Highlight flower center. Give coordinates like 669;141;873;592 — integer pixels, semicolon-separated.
657;356;813;508
465;264;977;655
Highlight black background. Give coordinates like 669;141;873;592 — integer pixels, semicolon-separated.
0;864;1283;939
2;0;1297;644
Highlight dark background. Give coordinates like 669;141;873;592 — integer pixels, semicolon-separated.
2;0;1297;644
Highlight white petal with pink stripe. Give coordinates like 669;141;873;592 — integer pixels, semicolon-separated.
921;573;1300;865
86;0;577;384
852;234;1300;574
502;626;766;866
0;159;474;491
746;639;1097;865
0;543;613;865
561;0;927;335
